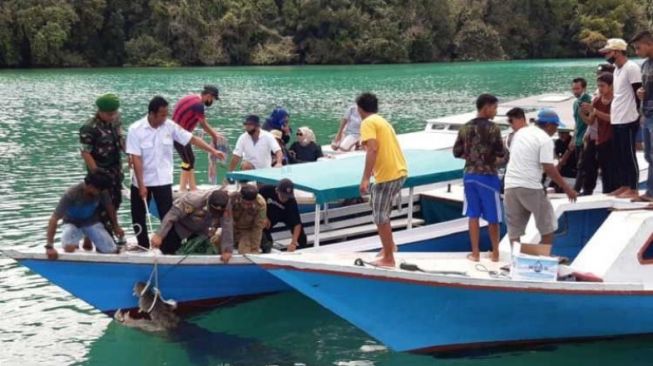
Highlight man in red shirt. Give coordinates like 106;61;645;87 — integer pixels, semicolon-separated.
172;85;224;191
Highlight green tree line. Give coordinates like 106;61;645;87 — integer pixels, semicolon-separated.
0;0;650;68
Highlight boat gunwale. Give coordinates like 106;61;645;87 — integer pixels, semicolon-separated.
251;256;650;295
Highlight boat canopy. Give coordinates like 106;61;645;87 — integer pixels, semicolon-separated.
227;149;464;204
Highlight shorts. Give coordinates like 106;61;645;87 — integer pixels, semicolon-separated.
371;177;406;225
61;222;117;253
337;134;360;151
174;141;195;171
462;173;502;224
504;187;557;239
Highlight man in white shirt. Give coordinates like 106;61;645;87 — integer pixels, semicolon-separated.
332;104;362;151
126;96;225;250
504;109;577;246
228;115;283;171
599;38;642;198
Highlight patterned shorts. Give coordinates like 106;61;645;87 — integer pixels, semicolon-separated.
371;177;406;225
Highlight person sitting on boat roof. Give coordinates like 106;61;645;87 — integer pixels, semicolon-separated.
228;115;283;172
260;179;307;253
331;104;362;151
263;107;292;144
453;94;506;262
45;171;124;260
211;184;267;254
150;189;234;263
79;93;125;250
289;127;323;164
126;96;225;250
504;109;577;247
171;85;225;193
270;129;290;166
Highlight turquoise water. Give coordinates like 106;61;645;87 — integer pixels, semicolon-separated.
1;60;652;365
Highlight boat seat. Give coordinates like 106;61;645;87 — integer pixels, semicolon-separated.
299;193;421;225
274;217;425;248
272;205;421;240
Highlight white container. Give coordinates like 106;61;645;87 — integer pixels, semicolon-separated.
511;253;559;282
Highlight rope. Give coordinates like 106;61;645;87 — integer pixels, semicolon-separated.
139;197;177;312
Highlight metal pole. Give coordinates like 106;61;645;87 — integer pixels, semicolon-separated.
407;187;414;230
324;202;329;225
314;203;321;247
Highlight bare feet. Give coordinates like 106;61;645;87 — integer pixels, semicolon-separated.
490;251;499;262
609;187;630;196
467;253;480;262
83;237;93;251
375;244;398;257
617;189;639;199
372;258;396;268
632;194;653;203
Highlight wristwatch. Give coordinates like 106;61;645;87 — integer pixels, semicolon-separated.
44;244;54;249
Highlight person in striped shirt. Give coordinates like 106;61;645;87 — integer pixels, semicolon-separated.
172;85;224;191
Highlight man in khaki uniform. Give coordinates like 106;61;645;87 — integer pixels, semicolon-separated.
151;189;234;262
212;184;266;254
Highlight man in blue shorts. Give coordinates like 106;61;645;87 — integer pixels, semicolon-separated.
453;94;506;262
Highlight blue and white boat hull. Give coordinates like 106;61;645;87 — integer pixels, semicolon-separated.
4;250;290;314
250;251;653;353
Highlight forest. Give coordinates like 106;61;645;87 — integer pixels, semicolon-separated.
0;0;651;67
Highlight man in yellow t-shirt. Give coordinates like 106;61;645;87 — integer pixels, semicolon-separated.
358;92;408;267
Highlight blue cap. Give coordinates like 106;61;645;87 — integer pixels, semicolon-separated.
535;109;561;126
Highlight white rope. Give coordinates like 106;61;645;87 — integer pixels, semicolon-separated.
140;197;177;311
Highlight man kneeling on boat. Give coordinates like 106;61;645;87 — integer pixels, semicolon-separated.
150;189;234;263
45;171;125;260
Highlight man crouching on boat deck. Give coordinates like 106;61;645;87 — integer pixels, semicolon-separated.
45;171;124;260
150;189;234;263
453;94;506;262
211;184;267;255
358;92;408;268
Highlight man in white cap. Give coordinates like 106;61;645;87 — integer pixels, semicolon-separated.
599;38;642;198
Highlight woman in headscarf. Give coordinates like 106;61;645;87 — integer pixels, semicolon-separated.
289;127;323;164
263;107;291;144
270;129;291;166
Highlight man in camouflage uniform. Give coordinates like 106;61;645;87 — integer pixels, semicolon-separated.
151;188;234;262
453;94;506;262
79;94;125;239
212;184;266;254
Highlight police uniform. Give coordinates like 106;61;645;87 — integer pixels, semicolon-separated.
217;191;266;254
79;114;125;233
157;189;234;255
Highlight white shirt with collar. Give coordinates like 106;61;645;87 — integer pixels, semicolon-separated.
233;130;281;169
126;116;193;187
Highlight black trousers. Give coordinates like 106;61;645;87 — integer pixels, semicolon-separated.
574;141;598;195
611;121;640;190
130;184;174;248
597;140;616;193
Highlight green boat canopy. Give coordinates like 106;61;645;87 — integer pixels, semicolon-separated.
226;150;464;204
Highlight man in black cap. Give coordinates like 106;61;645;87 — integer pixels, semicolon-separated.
151;188;234;262
172;85;225;192
259;179;307;252
229;115;283;172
